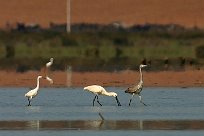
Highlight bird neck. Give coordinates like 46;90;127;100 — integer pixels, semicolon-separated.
103;91;116;97
36;77;41;89
139;67;143;82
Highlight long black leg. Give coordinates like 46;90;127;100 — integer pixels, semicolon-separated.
115;96;121;106
96;95;102;106
138;95;147;106
128;99;132;106
128;94;134;106
27;98;31;106
93;95;97;106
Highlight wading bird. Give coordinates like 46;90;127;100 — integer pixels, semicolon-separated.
25;75;42;106
125;64;147;106
45;58;54;84
84;85;121;106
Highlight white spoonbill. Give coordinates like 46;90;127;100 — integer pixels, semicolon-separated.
45;58;54;84
25;75;42;106
84;85;121;106
125;64;147;106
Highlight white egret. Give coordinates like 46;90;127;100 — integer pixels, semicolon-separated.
25;75;42;106
45;58;54;84
84;85;121;106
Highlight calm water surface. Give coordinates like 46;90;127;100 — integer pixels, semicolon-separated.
0;87;203;136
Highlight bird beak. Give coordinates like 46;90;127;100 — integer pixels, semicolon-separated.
115;96;121;106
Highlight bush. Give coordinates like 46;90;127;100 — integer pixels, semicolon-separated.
61;35;78;46
113;37;130;46
16;65;29;73
195;45;204;58
5;45;15;58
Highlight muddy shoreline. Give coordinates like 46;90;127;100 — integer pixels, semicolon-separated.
0;70;204;88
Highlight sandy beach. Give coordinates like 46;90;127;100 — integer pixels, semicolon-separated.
0;70;204;88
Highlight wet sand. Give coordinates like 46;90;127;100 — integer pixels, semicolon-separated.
0;120;203;130
0;70;204;87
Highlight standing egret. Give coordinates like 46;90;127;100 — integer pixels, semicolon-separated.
25;75;42;106
125;64;147;106
84;85;121;106
45;58;54;84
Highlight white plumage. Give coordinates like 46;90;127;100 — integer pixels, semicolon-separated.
45;76;53;84
25;75;42;106
45;58;54;84
84;85;121;106
46;58;54;67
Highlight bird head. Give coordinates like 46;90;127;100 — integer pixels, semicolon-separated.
125;87;130;93
108;92;118;97
38;75;43;79
50;58;54;62
83;87;88;91
107;92;121;106
140;64;147;68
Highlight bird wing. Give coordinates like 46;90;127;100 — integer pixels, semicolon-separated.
127;86;136;93
126;82;143;93
46;62;52;67
45;60;53;76
44;61;54;84
84;85;103;95
46;76;53;84
25;88;37;97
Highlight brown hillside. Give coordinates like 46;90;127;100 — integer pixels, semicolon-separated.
0;0;204;28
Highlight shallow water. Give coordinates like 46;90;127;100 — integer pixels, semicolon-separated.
0;87;204;135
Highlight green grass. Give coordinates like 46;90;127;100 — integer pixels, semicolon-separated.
0;30;202;61
13;43;196;62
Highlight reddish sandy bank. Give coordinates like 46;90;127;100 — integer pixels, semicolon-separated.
0;70;204;88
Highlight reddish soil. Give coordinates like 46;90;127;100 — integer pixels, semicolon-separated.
0;0;204;28
0;70;204;88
